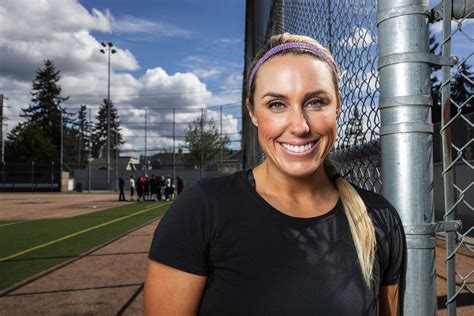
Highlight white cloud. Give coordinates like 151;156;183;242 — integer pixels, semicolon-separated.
340;26;375;49
0;0;139;85
111;15;191;38
214;37;242;46
0;0;241;156
430;19;474;34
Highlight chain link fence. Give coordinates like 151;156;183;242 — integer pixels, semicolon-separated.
435;0;474;314
244;0;382;192
2;106;242;192
244;0;473;314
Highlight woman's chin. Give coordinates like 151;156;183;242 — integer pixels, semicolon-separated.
278;162;324;178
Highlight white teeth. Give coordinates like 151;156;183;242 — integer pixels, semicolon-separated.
282;142;315;153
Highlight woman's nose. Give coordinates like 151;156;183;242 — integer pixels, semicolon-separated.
289;108;310;135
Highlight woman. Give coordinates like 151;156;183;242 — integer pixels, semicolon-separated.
144;33;403;315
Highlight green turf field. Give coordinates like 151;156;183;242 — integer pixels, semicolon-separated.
0;201;170;291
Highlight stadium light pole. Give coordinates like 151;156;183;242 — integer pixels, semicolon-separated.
111;128;119;192
100;42;116;187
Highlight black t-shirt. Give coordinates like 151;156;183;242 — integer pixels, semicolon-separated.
148;171;404;315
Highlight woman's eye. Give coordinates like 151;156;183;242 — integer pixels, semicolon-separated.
268;102;285;111
306;99;325;109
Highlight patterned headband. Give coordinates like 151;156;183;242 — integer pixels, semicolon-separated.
248;42;338;91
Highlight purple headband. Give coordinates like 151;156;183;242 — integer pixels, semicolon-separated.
248;42;338;91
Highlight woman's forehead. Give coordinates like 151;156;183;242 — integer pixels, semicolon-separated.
254;54;336;97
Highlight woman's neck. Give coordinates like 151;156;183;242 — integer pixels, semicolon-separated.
252;160;339;217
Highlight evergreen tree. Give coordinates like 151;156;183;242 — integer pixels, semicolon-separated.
92;99;123;160
428;33;473;120
343;106;364;148
22;60;70;145
429;32;443;122
74;105;91;167
182;113;230;167
6;60;71;163
451;63;474;112
5;122;57;162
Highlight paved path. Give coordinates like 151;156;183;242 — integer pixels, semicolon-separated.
0;219;472;315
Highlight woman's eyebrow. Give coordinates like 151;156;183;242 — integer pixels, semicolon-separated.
304;90;330;99
261;92;288;100
261;90;330;100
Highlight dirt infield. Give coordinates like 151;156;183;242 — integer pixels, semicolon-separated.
0;192;126;221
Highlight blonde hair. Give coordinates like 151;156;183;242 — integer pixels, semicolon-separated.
245;33;376;286
324;159;376;285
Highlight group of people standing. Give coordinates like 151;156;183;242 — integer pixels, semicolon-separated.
127;175;184;202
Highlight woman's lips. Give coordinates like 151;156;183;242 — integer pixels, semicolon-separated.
279;139;320;157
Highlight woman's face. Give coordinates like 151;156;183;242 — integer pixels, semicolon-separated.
250;53;339;178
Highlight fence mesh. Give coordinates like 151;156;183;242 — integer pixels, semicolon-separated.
437;0;474;312
2;105;243;191
244;1;474;313
246;0;382;192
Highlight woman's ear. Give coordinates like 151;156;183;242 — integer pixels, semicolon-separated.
246;100;258;127
249;112;258;127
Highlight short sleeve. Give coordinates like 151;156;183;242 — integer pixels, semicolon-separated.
380;208;404;286
148;184;210;276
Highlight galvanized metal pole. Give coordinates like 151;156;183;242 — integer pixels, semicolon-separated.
172;108;176;182
440;0;456;314
200;108;204;180
51;161;54;192
31;161;34;192
115;128;118;193
220;105;223;168
60;111;63;173
107;48;111;186
144;107;148;173
377;1;435;315
88;108;92;192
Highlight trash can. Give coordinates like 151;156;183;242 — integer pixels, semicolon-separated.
75;182;83;192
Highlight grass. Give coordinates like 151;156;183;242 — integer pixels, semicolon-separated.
0;201;170;291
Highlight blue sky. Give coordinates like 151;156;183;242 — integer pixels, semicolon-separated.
0;0;246;154
82;0;245;90
1;0;471;156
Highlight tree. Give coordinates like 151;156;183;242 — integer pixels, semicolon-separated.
429;32;473;121
73;105;91;167
5;123;57;162
91;99;123;159
182;113;230;167
343;106;364;148
451;63;474;112
22;60;70;145
430;32;442;122
6;60;70;163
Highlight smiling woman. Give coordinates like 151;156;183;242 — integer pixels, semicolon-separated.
144;33;404;316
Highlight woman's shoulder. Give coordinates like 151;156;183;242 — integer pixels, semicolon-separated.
352;185;402;234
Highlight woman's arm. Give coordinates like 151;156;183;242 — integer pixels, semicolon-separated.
379;284;399;316
144;260;207;316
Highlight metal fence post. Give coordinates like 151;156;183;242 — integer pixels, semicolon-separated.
88;108;92;192
31;161;35;192
440;2;457;313
377;0;436;315
51;161;54;192
200;108;204;180
2;161;5;192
